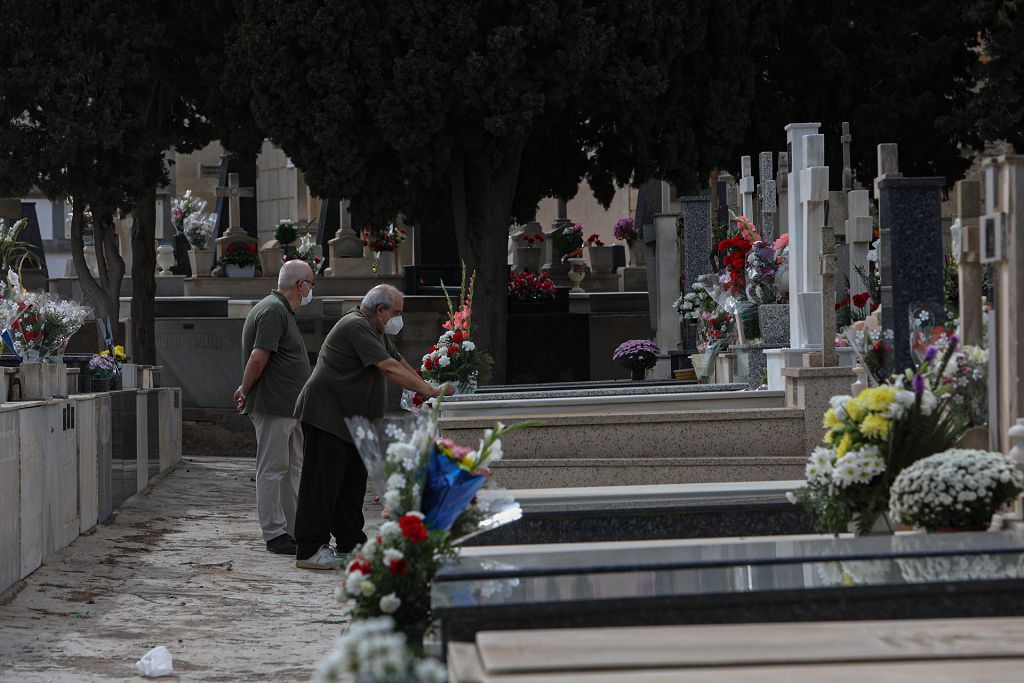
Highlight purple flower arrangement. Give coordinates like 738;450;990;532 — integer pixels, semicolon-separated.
745;240;780;304
613;216;638;242
612;339;661;370
88;354;119;379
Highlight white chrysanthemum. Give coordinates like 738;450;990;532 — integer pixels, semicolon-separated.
462;340;476;352
379;593;401;614
383;548;404;563
362;535;377;557
438;355;451;368
386;473;406;491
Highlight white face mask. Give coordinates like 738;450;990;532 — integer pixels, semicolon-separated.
383;312;404;335
301;287;314;306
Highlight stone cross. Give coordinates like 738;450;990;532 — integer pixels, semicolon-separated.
846;189;873;294
776;152;789;235
874;143;902;200
953;179;983;346
980;156;1024;453
819;213;839;366
215;173;255;238
785;122;821;349
878;176;945;376
739;155;755;221
798;132;829;348
829;122;853;295
758;152;777;243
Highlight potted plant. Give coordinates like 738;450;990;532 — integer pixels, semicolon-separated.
586;233;614;274
87;353;119;393
218;242;260;277
515;232;544;273
889;449;1024;532
614;216;643;267
507;270;563;314
283;233;324;275
184;212;217;277
613;339;661;381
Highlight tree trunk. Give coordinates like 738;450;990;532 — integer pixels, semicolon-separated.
131;189;158;364
69;201;124;350
450;146;524;385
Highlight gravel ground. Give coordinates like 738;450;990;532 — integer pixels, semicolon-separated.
0;457;382;682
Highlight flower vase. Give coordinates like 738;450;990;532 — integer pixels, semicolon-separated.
225;264;256;278
188;248;215;277
156;243;175;276
89;377;112;393
516;247;542;273
630;366;647;381
373;251;396;276
456;372;479;395
587;246;615;274
567;257;587;293
627;240;645;267
259;246;284;278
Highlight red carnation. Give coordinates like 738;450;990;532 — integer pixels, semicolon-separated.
448;344;459;355
852;292;871;309
424;358;433;370
389;559;408;575
835;297;851;311
399;514;428;543
347;559;372;575
535;233;545;242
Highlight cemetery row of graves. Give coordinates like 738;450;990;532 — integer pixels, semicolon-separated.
300;124;1024;680
5;120;1024;680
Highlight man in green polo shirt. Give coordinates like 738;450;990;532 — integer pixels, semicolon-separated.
235;259;314;556
292;283;453;569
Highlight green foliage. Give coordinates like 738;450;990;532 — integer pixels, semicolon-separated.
274;219;299;245
964;0;1024;152
738;0;985;187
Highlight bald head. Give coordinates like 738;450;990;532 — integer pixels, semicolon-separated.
278;259;313;291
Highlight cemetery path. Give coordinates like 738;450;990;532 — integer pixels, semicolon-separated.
0;457;380;682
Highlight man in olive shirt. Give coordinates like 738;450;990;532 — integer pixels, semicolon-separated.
292;284;452;569
235;260;315;555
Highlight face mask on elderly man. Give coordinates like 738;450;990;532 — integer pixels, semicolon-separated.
384;312;404;335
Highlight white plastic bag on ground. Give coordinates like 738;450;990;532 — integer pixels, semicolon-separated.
135;645;174;677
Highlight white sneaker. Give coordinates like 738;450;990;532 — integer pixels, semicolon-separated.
295;545;345;570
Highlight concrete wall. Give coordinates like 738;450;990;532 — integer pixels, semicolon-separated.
0;389;182;595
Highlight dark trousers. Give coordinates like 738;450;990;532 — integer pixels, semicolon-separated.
294;423;368;559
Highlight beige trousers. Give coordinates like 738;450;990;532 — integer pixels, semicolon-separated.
249;412;303;541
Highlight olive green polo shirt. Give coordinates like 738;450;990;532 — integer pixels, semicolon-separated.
294;309;402;442
240;291;311;417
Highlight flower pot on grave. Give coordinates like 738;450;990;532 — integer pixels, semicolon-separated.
89;377;112;393
225;264;256;278
690;353;714;383
758;303;791;345
156;243;175;276
626;240;645;267
630;366;647;381
188;248;216;277
19;362;47;399
456;372;479;395
45;363;66;397
373;251;397;276
260;246;284;278
587;245;615;274
515;247;542;273
566;257;587;293
121;362;138;389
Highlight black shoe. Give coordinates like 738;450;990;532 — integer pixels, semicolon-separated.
266;533;297;555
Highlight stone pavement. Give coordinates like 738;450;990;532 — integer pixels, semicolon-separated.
0;457;381;682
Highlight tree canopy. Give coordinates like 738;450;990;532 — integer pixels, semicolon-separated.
234;0;769;379
736;0;986;189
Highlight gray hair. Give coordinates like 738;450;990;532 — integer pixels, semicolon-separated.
278;259;311;290
360;284;398;313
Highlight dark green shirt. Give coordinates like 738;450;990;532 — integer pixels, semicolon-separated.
240;291;311;417
294;309;402;441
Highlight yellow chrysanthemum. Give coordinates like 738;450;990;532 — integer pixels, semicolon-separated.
823;408;839;429
836;432;854;457
860;386;896;413
845;397;866;422
823;429;835;445
860;414;890;440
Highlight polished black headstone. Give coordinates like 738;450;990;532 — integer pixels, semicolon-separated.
877;177;945;375
506;313;589;383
